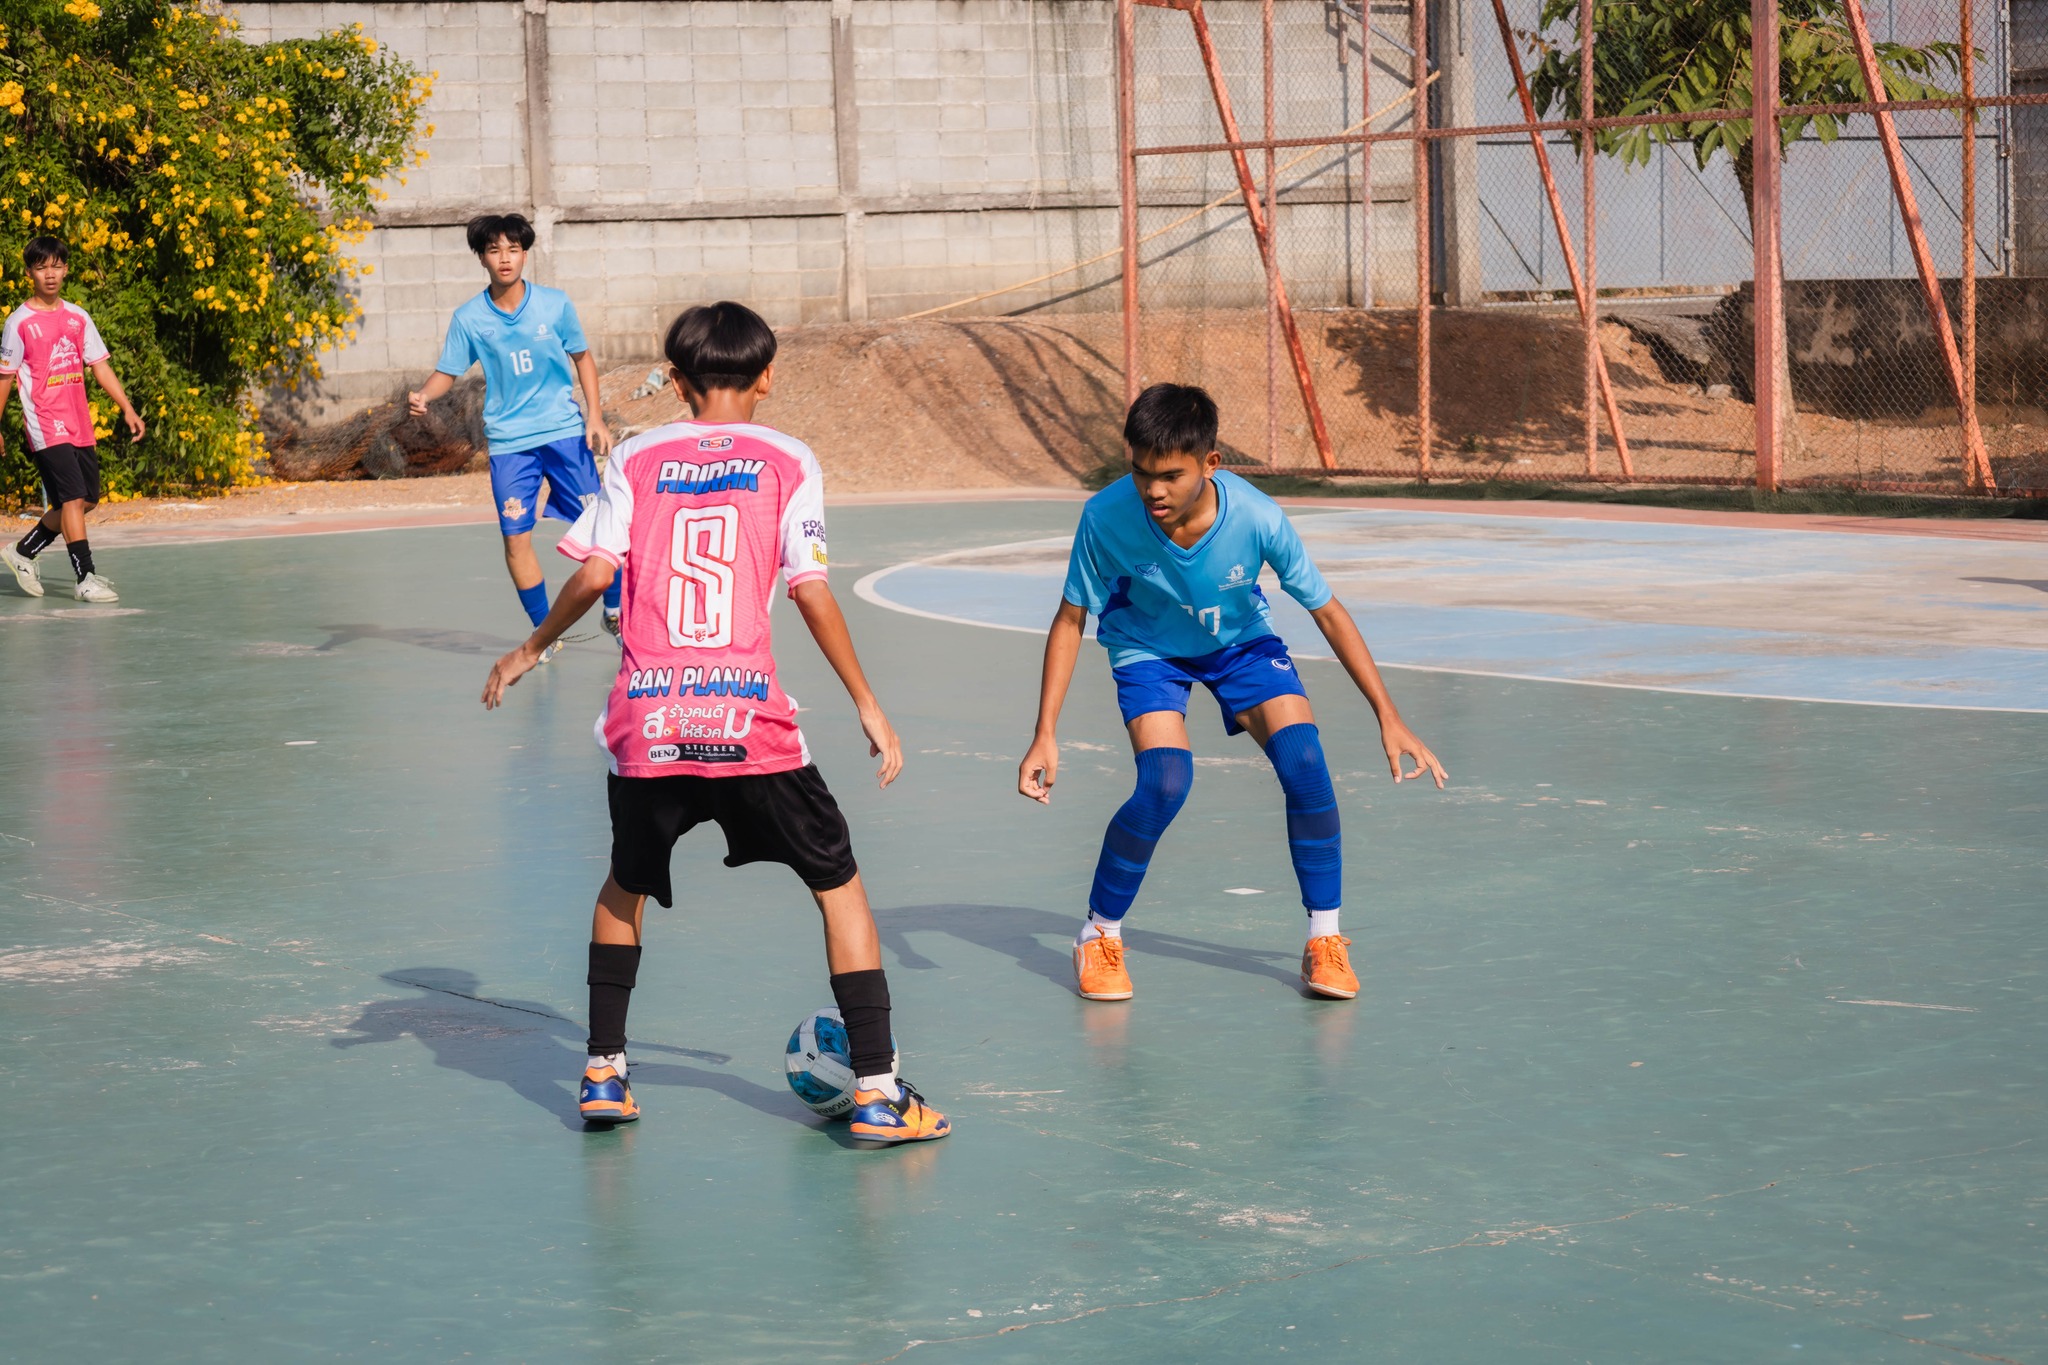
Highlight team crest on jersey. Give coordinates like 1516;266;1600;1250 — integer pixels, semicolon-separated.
502;495;526;519
1221;564;1249;587
696;436;734;452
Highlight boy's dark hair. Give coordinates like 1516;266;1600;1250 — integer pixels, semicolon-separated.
465;213;535;256
1124;382;1219;458
664;301;778;393
23;236;68;269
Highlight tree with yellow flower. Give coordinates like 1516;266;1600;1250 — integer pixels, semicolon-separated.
0;0;430;498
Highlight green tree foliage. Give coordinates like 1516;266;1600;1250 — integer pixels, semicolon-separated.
1525;0;1965;209
0;0;430;499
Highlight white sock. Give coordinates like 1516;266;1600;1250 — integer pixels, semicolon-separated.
588;1051;627;1075
1307;908;1341;939
857;1071;900;1101
1076;913;1124;946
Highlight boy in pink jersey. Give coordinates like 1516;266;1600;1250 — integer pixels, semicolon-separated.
0;237;146;603
481;302;949;1143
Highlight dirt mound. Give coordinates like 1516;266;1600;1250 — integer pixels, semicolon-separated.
258;309;2035;492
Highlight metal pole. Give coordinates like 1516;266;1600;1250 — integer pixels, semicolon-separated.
1265;0;1281;464
1361;11;1374;309
1962;0;1980;461
1119;0;1141;412
1413;0;1431;479
1183;1;1337;467
1750;0;1782;491
1579;0;1598;476
1842;0;1997;490
1488;0;1632;475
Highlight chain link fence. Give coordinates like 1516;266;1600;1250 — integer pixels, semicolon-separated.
1117;0;2048;493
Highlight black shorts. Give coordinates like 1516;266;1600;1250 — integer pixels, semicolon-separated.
607;765;858;908
30;443;99;507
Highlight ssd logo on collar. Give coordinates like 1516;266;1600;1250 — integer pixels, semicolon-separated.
697;436;733;452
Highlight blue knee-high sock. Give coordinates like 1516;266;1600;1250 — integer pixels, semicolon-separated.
516;581;550;628
1266;723;1342;912
602;576;622;613
1087;747;1195;921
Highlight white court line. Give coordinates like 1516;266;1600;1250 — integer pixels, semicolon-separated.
851;548;2048;716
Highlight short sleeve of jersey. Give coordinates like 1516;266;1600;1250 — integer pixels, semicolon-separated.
779;444;829;594
1061;510;1112;615
78;308;109;365
434;312;474;377
556;296;590;356
1262;508;1333;610
0;312;22;376
559;438;636;568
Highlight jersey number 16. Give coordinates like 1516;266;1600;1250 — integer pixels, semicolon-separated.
668;507;738;649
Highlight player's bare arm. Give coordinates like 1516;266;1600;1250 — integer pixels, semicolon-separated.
1019;598;1087;803
87;358;145;441
407;369;456;417
1307;597;1446;788
790;578;902;788
0;373;12;455
571;350;613;457
481;556;612;708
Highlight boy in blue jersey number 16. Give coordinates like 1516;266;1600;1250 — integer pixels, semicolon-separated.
408;213;623;652
1018;383;1446;1003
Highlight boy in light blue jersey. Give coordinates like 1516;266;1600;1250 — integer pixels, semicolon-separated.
409;213;622;647
1018;384;1446;1002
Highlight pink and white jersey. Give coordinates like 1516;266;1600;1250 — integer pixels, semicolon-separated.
0;301;108;450
560;419;830;779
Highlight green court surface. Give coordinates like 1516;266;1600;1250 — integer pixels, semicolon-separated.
1;502;2043;1362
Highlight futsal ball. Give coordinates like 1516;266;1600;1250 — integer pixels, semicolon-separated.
784;1007;892;1118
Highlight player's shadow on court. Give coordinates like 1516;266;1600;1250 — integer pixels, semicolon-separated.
333;969;819;1132
875;904;1301;992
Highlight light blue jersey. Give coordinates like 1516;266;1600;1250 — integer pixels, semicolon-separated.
434;283;591;455
1062;469;1334;667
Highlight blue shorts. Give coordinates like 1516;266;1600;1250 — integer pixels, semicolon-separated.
489;434;600;537
1110;634;1308;736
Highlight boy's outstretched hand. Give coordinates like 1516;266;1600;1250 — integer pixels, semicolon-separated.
1382;719;1447;788
1017;734;1058;804
859;702;903;788
481;643;539;710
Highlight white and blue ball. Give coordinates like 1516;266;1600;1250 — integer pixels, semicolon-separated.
784;1007;892;1118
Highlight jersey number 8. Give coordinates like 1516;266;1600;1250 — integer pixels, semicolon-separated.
668;507;739;649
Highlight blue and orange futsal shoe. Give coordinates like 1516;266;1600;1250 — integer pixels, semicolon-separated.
579;1059;640;1124
847;1078;951;1144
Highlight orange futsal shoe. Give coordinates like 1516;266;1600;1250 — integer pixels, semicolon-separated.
1301;934;1359;999
1073;933;1134;1001
848;1079;952;1144
579;1060;640;1124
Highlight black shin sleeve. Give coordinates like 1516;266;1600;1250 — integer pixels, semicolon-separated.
587;942;642;1056
828;968;894;1078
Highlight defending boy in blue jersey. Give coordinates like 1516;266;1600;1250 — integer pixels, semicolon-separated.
409;213;623;649
1018;384;1446;1002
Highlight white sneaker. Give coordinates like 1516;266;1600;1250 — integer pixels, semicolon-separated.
1;542;43;597
535;639;564;665
602;609;622;643
73;572;119;603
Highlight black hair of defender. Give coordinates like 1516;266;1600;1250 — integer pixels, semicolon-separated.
465;212;535;256
1124;382;1219;458
663;301;777;394
23;236;68;269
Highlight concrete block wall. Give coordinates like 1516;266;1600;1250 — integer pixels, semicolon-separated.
238;0;1422;422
